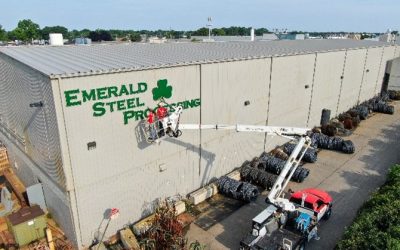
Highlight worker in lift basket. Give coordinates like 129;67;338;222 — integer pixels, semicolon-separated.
156;103;168;137
147;110;157;141
274;207;287;229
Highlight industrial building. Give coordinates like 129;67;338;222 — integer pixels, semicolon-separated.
0;40;398;248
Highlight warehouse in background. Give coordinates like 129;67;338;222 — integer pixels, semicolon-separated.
0;40;398;248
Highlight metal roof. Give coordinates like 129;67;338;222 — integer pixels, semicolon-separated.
7;205;44;226
0;39;392;79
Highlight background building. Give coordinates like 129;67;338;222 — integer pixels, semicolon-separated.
0;40;398;248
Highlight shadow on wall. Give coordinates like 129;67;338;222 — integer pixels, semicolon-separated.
134;117;217;187
164;137;216;187
91;208;114;246
135;120;152;150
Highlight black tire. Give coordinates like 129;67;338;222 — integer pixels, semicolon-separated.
323;207;332;220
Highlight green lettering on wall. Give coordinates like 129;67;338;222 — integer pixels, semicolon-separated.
188;99;196;108
108;86;119;98
105;101;116;112
93;102;106;116
64;89;81;107
82;89;96;102
123;111;135;124
138;82;148;93
144;108;151;117
137;98;145;107
63;80;202;125
116;100;126;111
119;85;129;96
126;98;136;109
135;110;145;120
97;87;108;100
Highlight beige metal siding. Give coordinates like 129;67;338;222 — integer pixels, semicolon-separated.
0;54;65;188
308;51;346;126
358;47;384;102
2;45;390;248
59;65;201;244
40;178;78;247
268;54;316;127
375;46;396;94
388;58;400;91
336;49;368;114
396;45;400;58
200;59;270;183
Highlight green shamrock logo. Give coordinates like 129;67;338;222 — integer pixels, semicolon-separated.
152;79;173;101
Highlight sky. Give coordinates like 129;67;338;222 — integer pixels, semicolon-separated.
0;0;399;32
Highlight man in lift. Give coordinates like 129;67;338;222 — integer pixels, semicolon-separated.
156;103;168;137
147;110;157;141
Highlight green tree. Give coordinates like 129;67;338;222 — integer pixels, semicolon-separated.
88;29;113;41
68;29;80;40
0;25;7;41
192;27;209;36
130;32;142;42
13;19;40;42
79;29;91;38
212;28;225;36
221;26;251;36
41;25;69;40
255;28;269;36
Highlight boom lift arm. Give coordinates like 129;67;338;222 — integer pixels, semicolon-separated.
143;104;322;248
178;124;310;139
178;124;311;210
143;105;311;209
144;105;311;207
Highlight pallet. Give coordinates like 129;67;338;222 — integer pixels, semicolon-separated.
3;169;27;207
0;148;10;173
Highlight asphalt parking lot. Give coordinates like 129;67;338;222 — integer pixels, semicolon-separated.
186;101;400;250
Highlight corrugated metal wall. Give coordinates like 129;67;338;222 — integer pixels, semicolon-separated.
268;54;316;127
308;51;346;126
358;47;384;102
388;57;400;91
55;45;397;246
336;49;368;114
0;44;397;248
0;54;65;188
58;65;201;243
200;59;270;183
0;54;76;246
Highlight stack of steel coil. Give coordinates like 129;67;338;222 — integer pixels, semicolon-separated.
310;133;355;154
283;143;318;163
217;176;259;202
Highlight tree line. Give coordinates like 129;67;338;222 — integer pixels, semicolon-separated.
0;19;273;43
1;19;396;44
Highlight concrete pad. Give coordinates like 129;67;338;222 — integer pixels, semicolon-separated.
186;101;400;250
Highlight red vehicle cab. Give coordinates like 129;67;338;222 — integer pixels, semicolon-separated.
289;188;333;221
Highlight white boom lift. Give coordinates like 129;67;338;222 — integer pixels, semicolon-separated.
142;104;324;249
142;105;311;210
